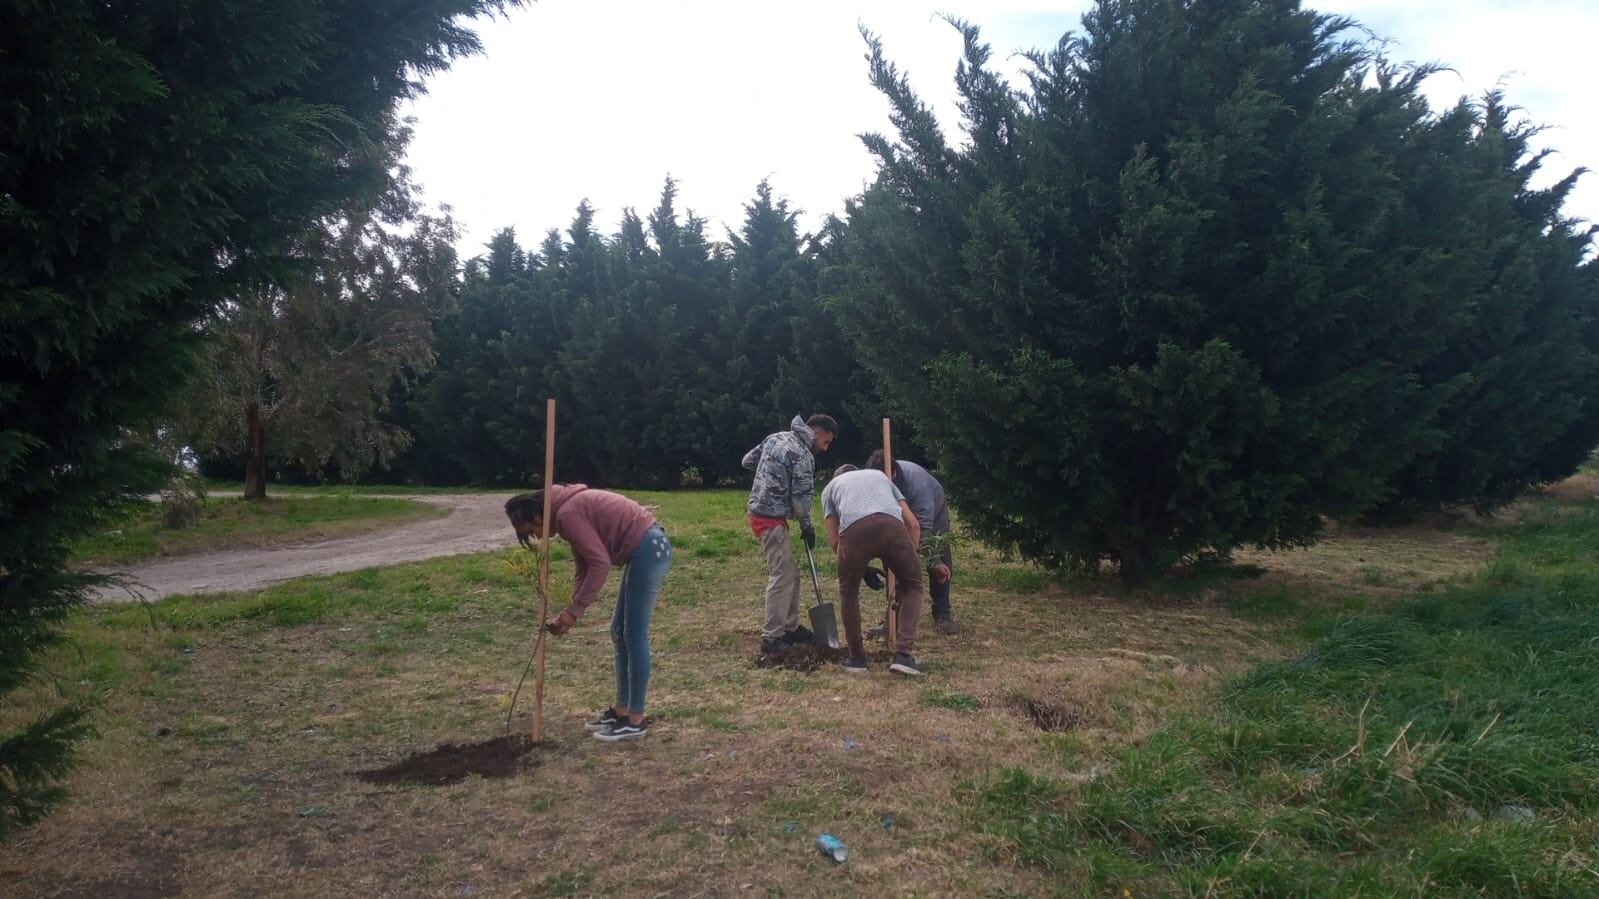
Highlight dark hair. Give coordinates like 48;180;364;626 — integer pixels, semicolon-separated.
505;491;546;548
806;413;839;435
865;450;900;485
833;463;859;476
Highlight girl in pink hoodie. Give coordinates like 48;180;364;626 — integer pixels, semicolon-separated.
505;485;671;742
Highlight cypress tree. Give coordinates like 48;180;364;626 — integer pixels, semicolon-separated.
0;0;520;835
834;2;1596;581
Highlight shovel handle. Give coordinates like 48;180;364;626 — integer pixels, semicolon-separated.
803;544;826;604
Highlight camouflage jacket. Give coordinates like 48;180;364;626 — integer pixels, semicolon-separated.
741;415;815;526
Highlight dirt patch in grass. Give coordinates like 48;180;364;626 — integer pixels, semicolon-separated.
1009;695;1083;732
50;838;183;899
754;643;840;672
356;734;541;786
753;644;896;672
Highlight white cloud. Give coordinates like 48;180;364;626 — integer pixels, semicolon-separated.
402;1;1598;255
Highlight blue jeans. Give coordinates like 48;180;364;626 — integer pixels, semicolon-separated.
612;524;671;713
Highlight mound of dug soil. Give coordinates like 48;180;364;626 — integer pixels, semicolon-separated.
755;644;842;672
754;644;896;673
356;734;539;786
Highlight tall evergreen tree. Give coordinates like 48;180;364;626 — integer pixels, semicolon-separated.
0;0;519;836
1373;94;1599;516
397;228;539;485
394;180;892;488
834;4;1597;581
559;179;730;486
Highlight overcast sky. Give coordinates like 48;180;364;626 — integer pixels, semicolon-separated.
401;1;1598;256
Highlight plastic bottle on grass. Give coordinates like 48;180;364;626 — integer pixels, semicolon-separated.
816;833;848;862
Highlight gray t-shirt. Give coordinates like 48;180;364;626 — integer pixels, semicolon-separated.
893;460;949;534
821;469;906;534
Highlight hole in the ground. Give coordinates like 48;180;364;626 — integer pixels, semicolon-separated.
1010;696;1082;732
356;734;543;786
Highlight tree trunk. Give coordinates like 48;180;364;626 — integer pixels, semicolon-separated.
1116;540;1151;586
243;401;268;501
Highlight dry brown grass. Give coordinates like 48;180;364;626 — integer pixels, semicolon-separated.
0;490;1497;897
1235;520;1492;597
1532;471;1599;504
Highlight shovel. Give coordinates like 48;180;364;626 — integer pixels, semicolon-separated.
803;544;841;649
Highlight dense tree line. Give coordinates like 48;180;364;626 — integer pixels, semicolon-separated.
11;0;1598;848
834;2;1599;582
187;0;1596;590
0;0;518;836
384;179;888;488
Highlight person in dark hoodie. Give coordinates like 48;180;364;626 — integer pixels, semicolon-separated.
505;485;671;743
742;413;837;654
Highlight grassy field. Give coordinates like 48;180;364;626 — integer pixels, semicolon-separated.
205;479;500;496
4;488;1592;896
979;497;1599;895
71;493;447;565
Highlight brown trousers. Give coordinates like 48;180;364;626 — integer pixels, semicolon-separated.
835;513;924;655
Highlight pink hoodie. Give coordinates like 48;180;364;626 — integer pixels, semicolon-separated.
546;485;658;619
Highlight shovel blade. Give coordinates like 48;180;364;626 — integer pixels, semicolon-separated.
809;601;841;649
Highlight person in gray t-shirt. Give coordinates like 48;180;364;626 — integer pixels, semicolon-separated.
819;466;927;676
867;451;957;634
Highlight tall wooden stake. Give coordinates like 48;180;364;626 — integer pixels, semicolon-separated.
533;398;556;743
882;417;897;651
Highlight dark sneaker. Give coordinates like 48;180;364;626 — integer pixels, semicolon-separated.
840;655;869;674
866;622;888;639
935;617;959;636
760;636;789;655
594;720;648;742
889;652;924;676
585;708;622;732
785;625;815;646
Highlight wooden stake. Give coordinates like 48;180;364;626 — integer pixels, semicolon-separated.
882;417;897;651
533;398;556;743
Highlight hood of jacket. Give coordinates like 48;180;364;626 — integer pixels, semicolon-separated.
547;483;589;521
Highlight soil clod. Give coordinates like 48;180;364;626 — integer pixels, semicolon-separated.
356;734;538;786
754;644;894;673
1010;696;1082;732
755;643;841;672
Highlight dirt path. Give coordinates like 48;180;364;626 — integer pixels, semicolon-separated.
92;493;513;602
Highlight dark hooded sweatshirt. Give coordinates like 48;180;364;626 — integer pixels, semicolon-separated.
546;484;658;620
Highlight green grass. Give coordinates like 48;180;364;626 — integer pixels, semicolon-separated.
922;687;982;712
12;486;1597;896
976;506;1599;897
204;479;496;496
71;494;445;564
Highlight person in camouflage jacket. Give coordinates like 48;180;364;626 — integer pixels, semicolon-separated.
743;413;838;653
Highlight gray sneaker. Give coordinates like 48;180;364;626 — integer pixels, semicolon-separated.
840;655;869;674
888;653;924;677
934;617;959;635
